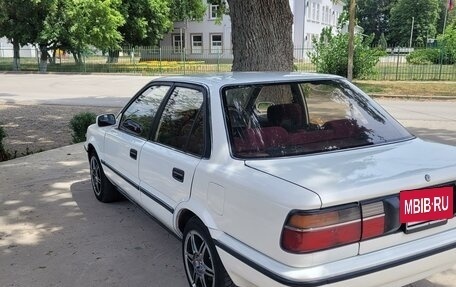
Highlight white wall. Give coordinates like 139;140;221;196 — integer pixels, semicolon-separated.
0;37;37;58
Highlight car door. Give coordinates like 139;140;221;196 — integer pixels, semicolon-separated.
102;85;171;203
138;84;208;225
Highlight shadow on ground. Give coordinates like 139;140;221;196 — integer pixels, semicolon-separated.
0;145;186;286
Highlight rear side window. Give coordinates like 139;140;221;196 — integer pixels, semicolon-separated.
155;87;205;156
120;85;170;138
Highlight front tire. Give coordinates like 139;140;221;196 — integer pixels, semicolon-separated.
89;152;120;203
182;217;235;287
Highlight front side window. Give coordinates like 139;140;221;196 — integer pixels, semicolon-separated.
120;86;170;139
223;80;413;159
155;87;205;156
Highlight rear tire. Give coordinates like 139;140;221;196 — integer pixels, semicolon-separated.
182;217;236;287
89;152;120;203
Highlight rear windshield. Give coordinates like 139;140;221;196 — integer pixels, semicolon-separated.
223;79;413;158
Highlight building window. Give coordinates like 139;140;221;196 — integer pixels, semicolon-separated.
191;34;203;54
312;3;316;20
172;34;185;53
316;4;320;22
307;1;311;19
329;9;333;25
210;34;223;54
209;4;219;20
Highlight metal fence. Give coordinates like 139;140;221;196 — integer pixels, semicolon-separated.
0;46;454;81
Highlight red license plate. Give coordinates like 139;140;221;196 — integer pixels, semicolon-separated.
400;186;454;223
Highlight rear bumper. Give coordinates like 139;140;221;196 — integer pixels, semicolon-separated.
215;227;456;287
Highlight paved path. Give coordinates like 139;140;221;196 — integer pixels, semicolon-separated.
1;74;456;286
0;74;152;107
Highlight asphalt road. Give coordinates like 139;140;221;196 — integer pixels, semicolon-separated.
1;74;456;287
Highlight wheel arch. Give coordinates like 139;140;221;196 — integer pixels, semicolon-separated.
87;143;96;158
175;206;220;238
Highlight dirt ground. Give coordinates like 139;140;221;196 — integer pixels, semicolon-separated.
0;104;119;159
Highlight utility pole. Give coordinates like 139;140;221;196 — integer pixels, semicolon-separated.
347;0;356;81
409;17;414;49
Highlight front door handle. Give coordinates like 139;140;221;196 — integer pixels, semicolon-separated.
172;168;185;183
130;148;138;160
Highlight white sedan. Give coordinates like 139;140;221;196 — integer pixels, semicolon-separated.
84;72;456;287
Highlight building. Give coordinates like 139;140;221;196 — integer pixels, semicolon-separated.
158;0;344;60
0;37;37;58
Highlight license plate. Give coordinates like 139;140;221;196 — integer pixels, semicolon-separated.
400;186;453;224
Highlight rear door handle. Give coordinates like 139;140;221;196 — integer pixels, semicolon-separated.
172;168;185;183
130;148;138;160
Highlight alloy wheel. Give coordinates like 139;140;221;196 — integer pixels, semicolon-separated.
90;156;102;196
184;230;216;287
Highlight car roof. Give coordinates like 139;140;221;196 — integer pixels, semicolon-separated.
153;72;343;88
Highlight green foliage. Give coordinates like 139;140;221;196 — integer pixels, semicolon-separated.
119;0;173;47
171;0;207;22
437;19;456;64
65;0;125;52
377;33;388;50
407;19;456;65
0;124;8;161
70;112;97;143
406;49;441;65
388;0;440;46
356;0;394;42
308;27;385;79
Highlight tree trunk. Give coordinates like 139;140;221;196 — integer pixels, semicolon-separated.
347;0;356;81
72;51;84;64
12;40;20;71
227;0;294;71
107;50;119;63
39;44;48;73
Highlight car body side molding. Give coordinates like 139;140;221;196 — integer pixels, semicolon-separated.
101;159;174;213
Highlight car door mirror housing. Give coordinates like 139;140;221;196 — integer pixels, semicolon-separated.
97;114;116;127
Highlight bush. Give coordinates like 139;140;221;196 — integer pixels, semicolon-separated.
70;112;97;143
0;125;8;161
406;49;441;65
308;27;385;79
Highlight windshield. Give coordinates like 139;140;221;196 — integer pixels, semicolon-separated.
223;79;413;159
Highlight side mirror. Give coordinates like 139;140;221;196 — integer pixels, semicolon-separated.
97;114;116;127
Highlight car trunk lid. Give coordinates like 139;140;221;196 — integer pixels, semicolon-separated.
245;138;456;208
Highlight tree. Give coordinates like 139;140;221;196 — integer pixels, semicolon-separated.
356;0;395;42
170;0;207;22
309;26;384;79
40;0;124;69
118;0;173;47
437;17;456;64
388;0;440;46
331;0;356;80
225;0;294;71
437;1;455;36
378;32;388;49
0;0;55;70
347;0;356;80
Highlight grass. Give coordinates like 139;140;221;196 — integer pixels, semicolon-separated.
354;81;456;97
368;63;456;81
0;56;455;81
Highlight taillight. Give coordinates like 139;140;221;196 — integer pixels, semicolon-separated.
361;201;385;240
281;205;361;253
281;199;396;253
